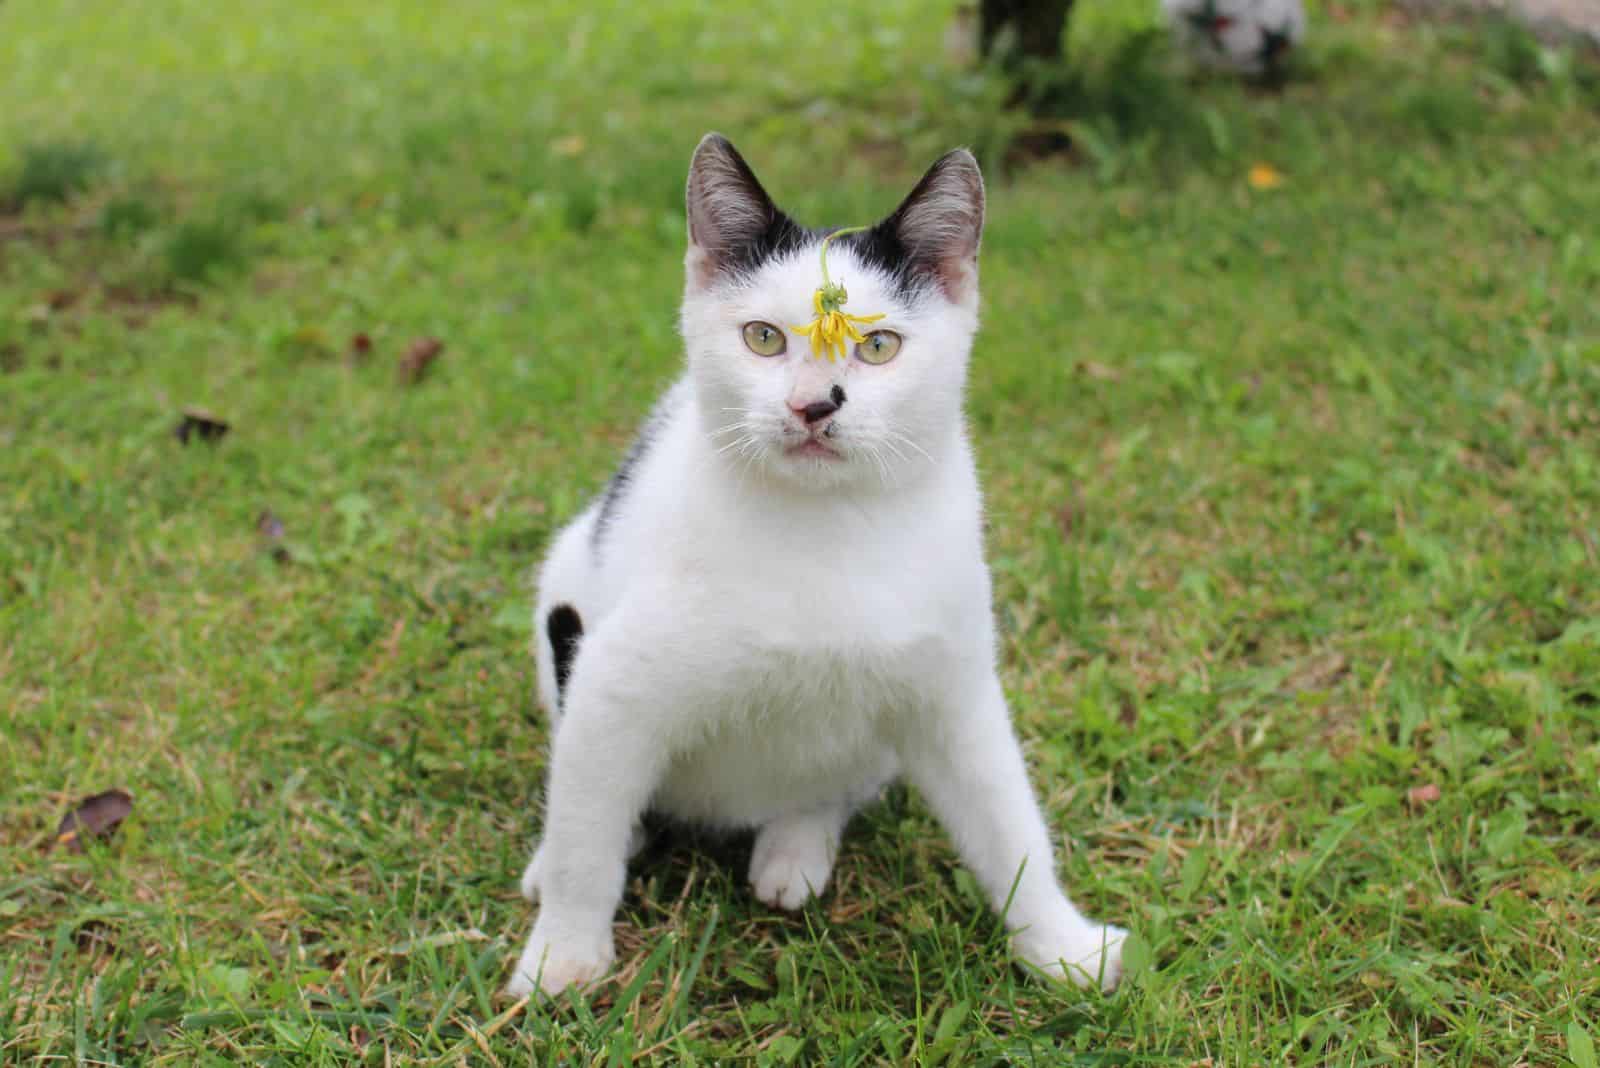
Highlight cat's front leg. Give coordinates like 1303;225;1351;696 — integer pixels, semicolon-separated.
520;822;647;904
506;617;676;999
900;670;1127;991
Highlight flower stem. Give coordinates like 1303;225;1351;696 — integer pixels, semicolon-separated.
818;225;869;290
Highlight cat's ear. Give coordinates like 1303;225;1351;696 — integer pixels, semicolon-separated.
685;133;794;286
875;149;985;302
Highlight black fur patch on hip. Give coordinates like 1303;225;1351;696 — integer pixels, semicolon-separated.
546;604;584;706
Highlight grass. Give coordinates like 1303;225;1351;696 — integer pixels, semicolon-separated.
4;142;103;210
2;0;1598;1063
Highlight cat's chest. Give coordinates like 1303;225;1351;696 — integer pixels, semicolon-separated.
677;526;972;654
653;642;923;825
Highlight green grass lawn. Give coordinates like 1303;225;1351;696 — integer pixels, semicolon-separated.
3;0;1598;1063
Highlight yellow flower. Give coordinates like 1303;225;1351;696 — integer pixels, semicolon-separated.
1248;162;1286;190
791;226;885;362
794;289;885;362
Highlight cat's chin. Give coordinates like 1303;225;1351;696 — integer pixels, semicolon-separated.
784;440;843;461
765;444;869;491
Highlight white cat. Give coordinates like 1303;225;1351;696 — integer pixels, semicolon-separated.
506;134;1126;999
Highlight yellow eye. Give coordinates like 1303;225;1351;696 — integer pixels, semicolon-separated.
855;330;902;365
742;321;787;357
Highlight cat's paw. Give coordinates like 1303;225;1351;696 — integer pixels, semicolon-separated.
749;819;836;911
1014;922;1127;992
504;917;615;999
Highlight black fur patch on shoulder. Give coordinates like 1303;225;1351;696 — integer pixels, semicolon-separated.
546;604;583;705
591;402;669;557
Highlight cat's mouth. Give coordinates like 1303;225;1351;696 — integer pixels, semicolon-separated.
786;438;843;460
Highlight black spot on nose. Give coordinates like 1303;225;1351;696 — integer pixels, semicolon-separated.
830;384;846;407
800;398;839;424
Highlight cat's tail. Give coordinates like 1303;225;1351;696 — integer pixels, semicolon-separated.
533;506;598;720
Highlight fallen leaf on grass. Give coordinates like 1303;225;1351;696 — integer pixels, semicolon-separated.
1247;163;1286;190
349;332;373;362
398;337;443;384
1407;783;1441;806
174;407;229;445
53;789;133;852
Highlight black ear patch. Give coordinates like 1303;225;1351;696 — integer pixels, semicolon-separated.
848;149;985;302
685;133;811;285
546;604;584;706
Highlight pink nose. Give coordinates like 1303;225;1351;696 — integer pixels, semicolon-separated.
789;384;846;426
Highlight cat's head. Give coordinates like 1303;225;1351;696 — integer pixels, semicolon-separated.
680;134;984;492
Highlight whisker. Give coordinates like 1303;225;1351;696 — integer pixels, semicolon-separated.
865;442;894;489
887;431;932;463
708;421;757;440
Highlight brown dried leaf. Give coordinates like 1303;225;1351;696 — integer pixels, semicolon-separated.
53;789;133;853
398;337;443;384
349;332;373;361
175;407;229;445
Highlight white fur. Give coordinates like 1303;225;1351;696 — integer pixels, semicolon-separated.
507;141;1126;1000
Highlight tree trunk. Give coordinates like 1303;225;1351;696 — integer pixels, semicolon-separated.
978;0;1075;63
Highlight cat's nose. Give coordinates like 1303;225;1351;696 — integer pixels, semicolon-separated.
792;384;846;426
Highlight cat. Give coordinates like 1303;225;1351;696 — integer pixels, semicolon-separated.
506;134;1127;999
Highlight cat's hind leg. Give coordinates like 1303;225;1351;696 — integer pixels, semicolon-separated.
749;804;849;911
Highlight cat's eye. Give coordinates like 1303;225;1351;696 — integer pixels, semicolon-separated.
742;321;787;357
855;330;902;365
